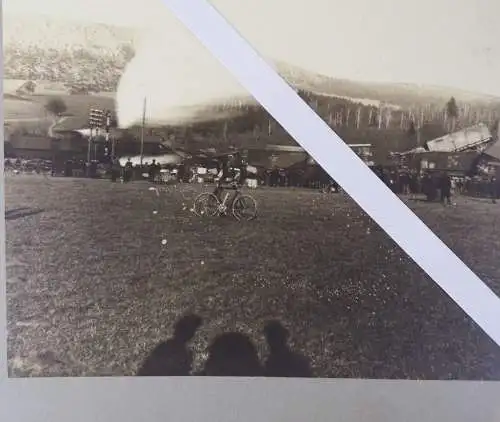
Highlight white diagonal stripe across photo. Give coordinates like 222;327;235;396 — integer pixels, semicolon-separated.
161;0;500;347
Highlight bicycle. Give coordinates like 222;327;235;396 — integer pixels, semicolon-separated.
193;184;257;221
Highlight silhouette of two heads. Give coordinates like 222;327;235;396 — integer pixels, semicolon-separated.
201;320;309;377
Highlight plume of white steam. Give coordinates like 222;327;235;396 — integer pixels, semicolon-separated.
116;16;256;128
115;0;500;129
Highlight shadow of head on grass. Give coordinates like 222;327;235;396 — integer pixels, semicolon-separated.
137;314;203;376
198;320;312;377
198;332;264;377
138;315;312;378
262;320;313;378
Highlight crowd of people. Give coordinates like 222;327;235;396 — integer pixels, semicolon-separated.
4;157;51;174
112;153;249;186
372;166;500;204
6;153;500;204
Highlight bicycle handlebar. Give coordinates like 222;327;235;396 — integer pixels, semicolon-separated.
217;180;242;189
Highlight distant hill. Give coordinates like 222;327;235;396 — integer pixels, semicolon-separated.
5;13;500;106
3;13;137;92
4;13;500;160
3;13;140;51
276;62;500;108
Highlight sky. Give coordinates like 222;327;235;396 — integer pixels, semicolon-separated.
4;0;500;126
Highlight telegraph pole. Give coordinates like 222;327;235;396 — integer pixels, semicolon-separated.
88;108;105;176
87;127;92;168
140;97;146;166
417;109;424;147
105;110;113;159
94;127;99;161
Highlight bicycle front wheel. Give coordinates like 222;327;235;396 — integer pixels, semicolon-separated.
193;192;219;217
232;194;257;221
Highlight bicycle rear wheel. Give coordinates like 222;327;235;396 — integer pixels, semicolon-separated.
193;192;219;217
232;194;257;221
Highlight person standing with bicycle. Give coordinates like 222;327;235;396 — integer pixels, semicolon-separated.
213;153;247;204
193;151;256;221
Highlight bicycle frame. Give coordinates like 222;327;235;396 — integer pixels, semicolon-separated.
193;185;256;221
218;190;239;214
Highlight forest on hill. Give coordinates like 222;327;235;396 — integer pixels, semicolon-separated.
5;14;500;160
127;91;498;161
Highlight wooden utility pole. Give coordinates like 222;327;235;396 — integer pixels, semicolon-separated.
140;97;146;166
87;127;93;166
223;121;228;140
385;108;392;129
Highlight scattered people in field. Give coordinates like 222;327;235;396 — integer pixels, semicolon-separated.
213;155;231;201
270;168;280;187
408;171;419;199
137;314;203;376
148;159;159;183
64;159;73;177
198;332;263;377
439;172;452;206
233;152;247;182
450;177;457;196
123;158;133;182
279;168;288;187
422;172;438;201
456;178;464;195
177;163;186;183
110;157;120;182
89;160;98;178
213;154;247;209
400;171;410;195
263;320;312;378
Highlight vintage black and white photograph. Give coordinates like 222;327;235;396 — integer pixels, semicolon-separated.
4;0;500;379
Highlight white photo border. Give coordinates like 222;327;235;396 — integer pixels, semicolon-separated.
2;1;500;421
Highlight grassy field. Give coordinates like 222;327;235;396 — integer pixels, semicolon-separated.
5;176;500;379
30;94;115;116
4;92;115;130
4;97;47;121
